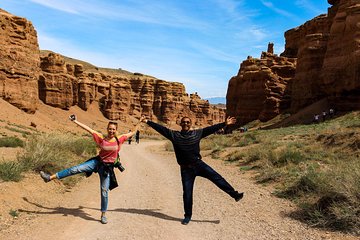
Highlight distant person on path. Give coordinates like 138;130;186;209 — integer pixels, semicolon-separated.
135;130;140;144
313;114;320;124
329;108;335;118
322;111;327;122
140;116;243;225
39;115;142;224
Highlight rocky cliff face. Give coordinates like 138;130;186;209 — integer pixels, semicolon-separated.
282;14;331;111
283;0;360;111
320;0;360;110
227;0;360;125
38;52;225;125
0;9;40;113
227;47;296;124
0;8;225;125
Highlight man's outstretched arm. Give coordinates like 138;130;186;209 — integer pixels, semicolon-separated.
201;116;236;138
141;116;173;140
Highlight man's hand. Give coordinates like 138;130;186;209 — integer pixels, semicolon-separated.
69;114;76;121
225;116;236;126
140;115;148;123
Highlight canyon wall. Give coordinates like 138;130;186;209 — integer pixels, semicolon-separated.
39;52;225;125
0;9;225;126
0;9;40;113
226;47;296;124
227;0;360;125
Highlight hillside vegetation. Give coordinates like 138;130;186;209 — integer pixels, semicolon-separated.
200;111;360;234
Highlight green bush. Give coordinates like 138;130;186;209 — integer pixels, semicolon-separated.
0;132;103;184
225;151;245;162
9;209;19;218
5;126;31;136
0;137;24;148
232;132;259;147
0;161;23;182
272;149;305;167
18;133;96;177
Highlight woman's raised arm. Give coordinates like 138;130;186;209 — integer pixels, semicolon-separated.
121;117;144;139
69;114;97;135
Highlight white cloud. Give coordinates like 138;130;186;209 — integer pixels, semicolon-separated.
260;0;295;18
187;42;239;64
29;0;209;30
234;26;269;43
37;31;119;68
30;0;80;14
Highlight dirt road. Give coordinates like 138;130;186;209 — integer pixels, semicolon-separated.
0;140;356;240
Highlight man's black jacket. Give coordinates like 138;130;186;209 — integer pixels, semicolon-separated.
147;121;226;166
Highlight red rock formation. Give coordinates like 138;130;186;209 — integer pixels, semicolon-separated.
283;0;360;111
0;9;40;113
39;52;225;125
283;14;331;111
39;53;77;109
0;8;225;125
227;0;360;125
226;47;296;124
321;0;360;110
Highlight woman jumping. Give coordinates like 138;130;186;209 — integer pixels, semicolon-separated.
40;114;142;224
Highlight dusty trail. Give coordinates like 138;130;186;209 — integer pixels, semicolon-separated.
0;140;356;240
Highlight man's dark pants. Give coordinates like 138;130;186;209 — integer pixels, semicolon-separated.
180;161;239;218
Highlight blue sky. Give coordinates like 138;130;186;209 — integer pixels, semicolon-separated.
1;0;329;99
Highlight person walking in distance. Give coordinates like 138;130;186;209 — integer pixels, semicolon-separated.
135;130;140;144
39;114;141;224
140;116;243;225
128;130;132;144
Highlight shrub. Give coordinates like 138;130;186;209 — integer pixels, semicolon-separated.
9;209;19;218
0;136;24;148
237;132;259;146
272;149;305;167
18;133;96;176
256;168;282;183
0;161;23;182
225;151;245;162
5;126;31;136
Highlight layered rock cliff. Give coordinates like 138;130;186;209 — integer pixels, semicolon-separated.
227;46;296;124
0;9;225;126
320;0;360;110
0;9;40;113
227;0;360;125
38;52;225;125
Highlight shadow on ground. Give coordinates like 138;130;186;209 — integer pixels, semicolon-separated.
18;197;220;224
84;206;220;224
18;197;98;222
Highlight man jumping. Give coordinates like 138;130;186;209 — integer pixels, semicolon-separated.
141;116;243;225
